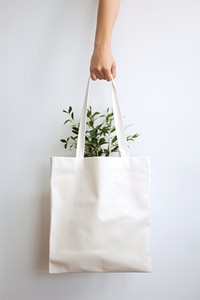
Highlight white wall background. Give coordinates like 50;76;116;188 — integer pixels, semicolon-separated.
1;0;200;299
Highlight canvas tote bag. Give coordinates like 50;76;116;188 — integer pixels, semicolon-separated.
49;78;151;273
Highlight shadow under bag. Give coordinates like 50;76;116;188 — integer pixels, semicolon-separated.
49;79;151;273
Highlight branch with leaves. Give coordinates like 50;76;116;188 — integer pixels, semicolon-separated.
61;106;139;157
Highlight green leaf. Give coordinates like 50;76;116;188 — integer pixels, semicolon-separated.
87;107;92;117
99;138;107;146
111;145;119;152
92;112;100;118
88;120;94;127
61;105;139;157
86;142;96;149
102;126;110;134
106;113;114;123
99;114;105;118
112;136;117;143
72;126;79;134
98;149;103;156
104;149;110;156
91;137;98;143
126;133;140;141
72;130;78;135
95;123;104;131
63;119;70;125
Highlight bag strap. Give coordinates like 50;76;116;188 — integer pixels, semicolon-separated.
76;77;129;158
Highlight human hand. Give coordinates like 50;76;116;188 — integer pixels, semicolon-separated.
90;45;116;81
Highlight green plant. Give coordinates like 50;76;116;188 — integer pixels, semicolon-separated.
61;106;139;157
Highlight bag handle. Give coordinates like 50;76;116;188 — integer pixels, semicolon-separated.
76;77;129;158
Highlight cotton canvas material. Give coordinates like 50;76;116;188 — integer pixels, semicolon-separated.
49;79;151;273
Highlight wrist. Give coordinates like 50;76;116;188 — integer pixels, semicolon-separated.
94;40;111;51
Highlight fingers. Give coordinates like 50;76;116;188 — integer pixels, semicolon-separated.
90;70;102;80
90;72;97;81
89;47;116;81
90;66;115;81
90;66;101;80
103;68;113;81
111;63;116;79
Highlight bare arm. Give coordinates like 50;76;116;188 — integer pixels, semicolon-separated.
90;0;120;81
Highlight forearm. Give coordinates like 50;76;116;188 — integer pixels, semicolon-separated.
90;0;120;81
94;0;120;49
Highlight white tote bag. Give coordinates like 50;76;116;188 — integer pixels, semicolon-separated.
49;79;151;273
